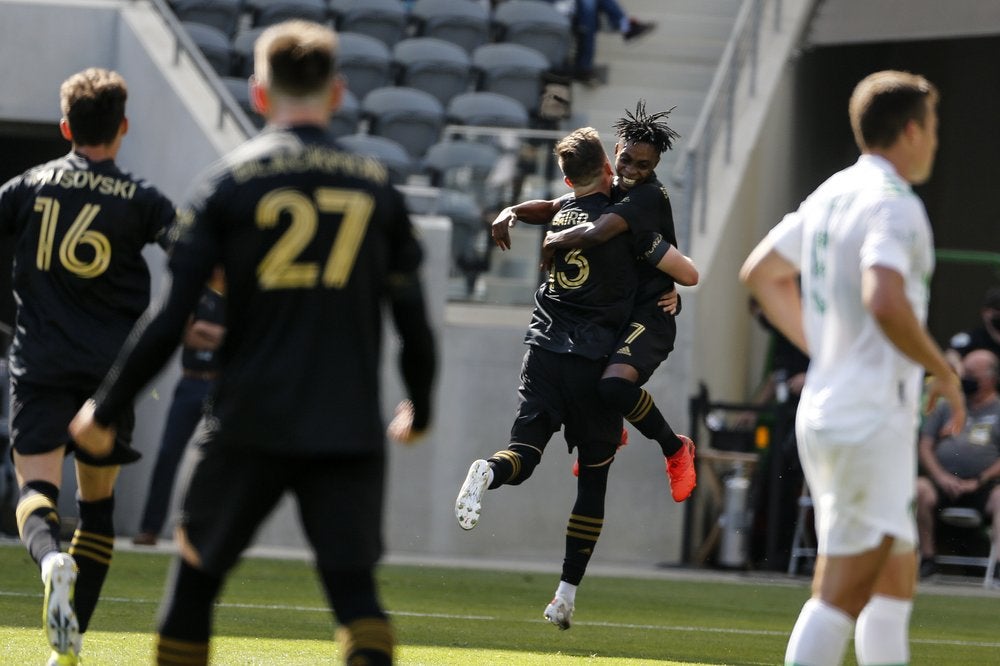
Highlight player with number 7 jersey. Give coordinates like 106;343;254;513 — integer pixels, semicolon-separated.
0;150;174;387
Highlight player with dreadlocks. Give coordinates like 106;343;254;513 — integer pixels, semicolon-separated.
492;101;700;506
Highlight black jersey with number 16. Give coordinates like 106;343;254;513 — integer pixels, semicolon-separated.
0;152;173;387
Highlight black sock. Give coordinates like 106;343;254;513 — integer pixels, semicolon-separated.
487;444;541;487
156;558;221;664
16;480;61;567
599;377;682;457
320;567;393;666
561;463;609;585
70;495;115;632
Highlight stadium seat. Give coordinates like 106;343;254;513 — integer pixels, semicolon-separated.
337;32;394;101
231;26;267;78
170;0;243;39
492;0;572;70
330;0;408;48
248;0;327;28
409;0;491;54
329;88;361;138
220;75;264;128
393;37;473;107
182;21;234;77
422;139;501;209
446;91;529;129
472;43;549;116
362;86;444;159
336;133;414;184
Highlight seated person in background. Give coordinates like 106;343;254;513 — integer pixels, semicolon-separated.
946;286;1000;369
916;349;1000;578
572;0;656;85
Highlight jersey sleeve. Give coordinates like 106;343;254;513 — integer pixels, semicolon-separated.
606;183;663;236
768;210;804;268
859;198;923;276
0;174;26;237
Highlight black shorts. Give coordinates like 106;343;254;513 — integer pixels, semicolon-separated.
510;346;622;466
608;301;676;386
10;378;138;466
180;434;385;576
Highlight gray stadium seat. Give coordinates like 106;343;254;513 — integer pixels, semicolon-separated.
330;0;408;48
220;75;264;128
447;91;529;129
393;37;473;106
492;0;572;69
409;0;491;54
170;0;243;39
337;133;414;184
182;21;233;77
231;26;267;78
328;88;361;138
249;0;327;28
362;86;445;159
337;32;394;101
422;139;501;207
472;43;549;116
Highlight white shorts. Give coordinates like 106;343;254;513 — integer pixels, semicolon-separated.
796;410;918;557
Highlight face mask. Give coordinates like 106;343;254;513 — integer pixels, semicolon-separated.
989;315;1000;331
961;376;979;396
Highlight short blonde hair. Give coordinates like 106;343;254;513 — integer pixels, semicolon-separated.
254;20;338;98
554;127;606;187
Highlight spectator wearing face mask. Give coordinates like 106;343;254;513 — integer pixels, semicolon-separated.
916;348;1000;578
947;286;1000;370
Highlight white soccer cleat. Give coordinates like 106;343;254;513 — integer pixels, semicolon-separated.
455;459;490;530
43;553;80;658
543;596;574;630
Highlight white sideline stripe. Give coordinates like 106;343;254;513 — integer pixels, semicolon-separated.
2;590;999;649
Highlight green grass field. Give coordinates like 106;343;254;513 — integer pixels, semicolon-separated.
1;543;997;664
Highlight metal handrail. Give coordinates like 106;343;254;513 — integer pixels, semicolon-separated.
138;0;257;138
670;0;780;252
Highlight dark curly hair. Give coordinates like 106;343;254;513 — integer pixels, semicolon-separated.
612;100;680;154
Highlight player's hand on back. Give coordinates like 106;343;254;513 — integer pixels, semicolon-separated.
68;399;116;459
387;400;426;445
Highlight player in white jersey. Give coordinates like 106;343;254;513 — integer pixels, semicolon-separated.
740;70;965;666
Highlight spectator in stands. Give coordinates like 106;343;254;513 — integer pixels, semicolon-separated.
946;286;1000;369
916;349;1000;578
132;269;225;547
572;0;656;85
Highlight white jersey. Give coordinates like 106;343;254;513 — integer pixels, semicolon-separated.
769;154;935;443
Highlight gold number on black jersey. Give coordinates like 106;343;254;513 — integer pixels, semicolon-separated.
34;196;112;278
255;187;374;290
554;249;589;289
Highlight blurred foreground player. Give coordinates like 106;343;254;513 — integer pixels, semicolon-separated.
0;67;174;665
70;21;435;666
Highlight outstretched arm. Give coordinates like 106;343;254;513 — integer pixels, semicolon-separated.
653;245;698;286
491;196;566;250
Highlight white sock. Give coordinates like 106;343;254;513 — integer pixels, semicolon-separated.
555;581;577;605
855;594;912;665
39;551;60;583
785;598;854;666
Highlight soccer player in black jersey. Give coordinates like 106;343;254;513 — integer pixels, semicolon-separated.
455;127;677;631
491;102;699;503
70;21;435;666
0;67;174;666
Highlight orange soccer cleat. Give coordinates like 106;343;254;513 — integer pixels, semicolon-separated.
665;435;696;502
